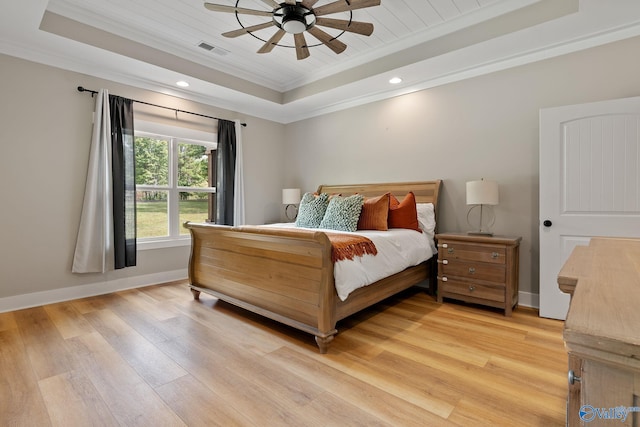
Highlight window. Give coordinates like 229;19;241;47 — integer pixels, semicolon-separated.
134;121;216;248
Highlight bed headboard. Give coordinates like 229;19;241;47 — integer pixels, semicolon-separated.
316;180;443;233
316;180;442;210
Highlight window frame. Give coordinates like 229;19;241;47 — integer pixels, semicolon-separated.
135;121;216;250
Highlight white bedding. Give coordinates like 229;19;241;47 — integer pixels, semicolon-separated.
266;223;435;301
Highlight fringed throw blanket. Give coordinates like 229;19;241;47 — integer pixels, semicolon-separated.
325;232;378;263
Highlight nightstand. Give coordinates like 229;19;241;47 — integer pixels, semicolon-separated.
436;233;521;316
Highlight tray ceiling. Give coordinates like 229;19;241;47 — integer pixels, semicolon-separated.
3;1;640;123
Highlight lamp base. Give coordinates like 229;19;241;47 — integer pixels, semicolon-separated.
284;204;298;221
466;205;496;237
467;231;494;236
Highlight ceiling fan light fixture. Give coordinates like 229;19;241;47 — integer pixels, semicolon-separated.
279;5;312;34
282;15;307;34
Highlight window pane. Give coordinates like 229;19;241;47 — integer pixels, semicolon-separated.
136;190;168;238
135;137;169;186
178;142;209;188
179;192;209;234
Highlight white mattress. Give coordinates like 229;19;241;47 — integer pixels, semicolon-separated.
266;223;435;301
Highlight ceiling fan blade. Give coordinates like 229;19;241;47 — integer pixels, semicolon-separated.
307;26;347;54
222;21;275;38
313;0;381;17
301;0;320;8
294;33;310;60
314;17;373;36
283;0;297;4
260;0;280;8
204;3;272;17
257;29;286;53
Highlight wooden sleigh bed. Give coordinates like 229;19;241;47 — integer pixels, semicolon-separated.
185;181;442;353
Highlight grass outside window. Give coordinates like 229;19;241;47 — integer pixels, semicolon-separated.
137;199;208;238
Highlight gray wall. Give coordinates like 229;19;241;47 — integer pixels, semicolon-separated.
283;35;640;299
0;54;286;304
3;34;640;307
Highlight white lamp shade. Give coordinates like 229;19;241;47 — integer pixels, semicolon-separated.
282;188;301;205
466;180;499;205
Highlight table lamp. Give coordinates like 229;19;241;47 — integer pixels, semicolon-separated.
466;179;499;236
282;188;301;221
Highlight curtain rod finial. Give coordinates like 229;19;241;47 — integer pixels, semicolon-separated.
78;86;98;97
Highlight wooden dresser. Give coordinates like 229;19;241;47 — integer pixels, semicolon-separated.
558;238;640;426
436;233;521;316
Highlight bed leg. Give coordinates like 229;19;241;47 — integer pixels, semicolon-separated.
190;288;201;300
315;335;334;354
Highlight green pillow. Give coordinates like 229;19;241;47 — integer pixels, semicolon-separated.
319;194;365;232
295;192;329;228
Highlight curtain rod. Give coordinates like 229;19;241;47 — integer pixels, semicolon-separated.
77;86;246;127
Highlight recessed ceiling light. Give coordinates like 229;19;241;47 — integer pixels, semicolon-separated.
176;81;189;87
389;77;402;84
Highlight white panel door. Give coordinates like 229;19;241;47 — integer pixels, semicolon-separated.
539;96;640;320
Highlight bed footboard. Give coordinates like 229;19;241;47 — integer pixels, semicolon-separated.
185;222;338;353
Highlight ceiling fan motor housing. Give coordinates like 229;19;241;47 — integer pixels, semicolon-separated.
279;5;314;34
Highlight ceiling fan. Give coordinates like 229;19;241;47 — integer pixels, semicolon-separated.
203;0;381;60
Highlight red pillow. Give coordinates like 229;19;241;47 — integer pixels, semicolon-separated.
357;193;390;231
388;192;421;232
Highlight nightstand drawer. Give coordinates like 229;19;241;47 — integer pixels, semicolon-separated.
438;278;505;303
440;260;506;283
438;242;506;264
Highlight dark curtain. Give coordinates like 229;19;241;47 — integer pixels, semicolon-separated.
215;119;236;225
110;95;137;269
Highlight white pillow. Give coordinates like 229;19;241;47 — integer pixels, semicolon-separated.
416;203;437;252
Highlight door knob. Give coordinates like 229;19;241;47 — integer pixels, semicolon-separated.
543;220;552;227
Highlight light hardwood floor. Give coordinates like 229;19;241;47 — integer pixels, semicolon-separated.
0;281;567;426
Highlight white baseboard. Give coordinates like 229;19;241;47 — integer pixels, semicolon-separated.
518;291;540;309
0;273;541;314
0;269;188;313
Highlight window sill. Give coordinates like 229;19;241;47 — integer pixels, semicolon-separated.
137;237;191;251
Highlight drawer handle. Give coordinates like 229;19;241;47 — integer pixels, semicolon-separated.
568;370;581;385
469;285;475;292
448;248;454;254
491;252;499;259
441;276;448;282
468;267;476;274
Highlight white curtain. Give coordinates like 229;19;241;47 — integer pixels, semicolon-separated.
233;119;245;226
72;90;113;273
